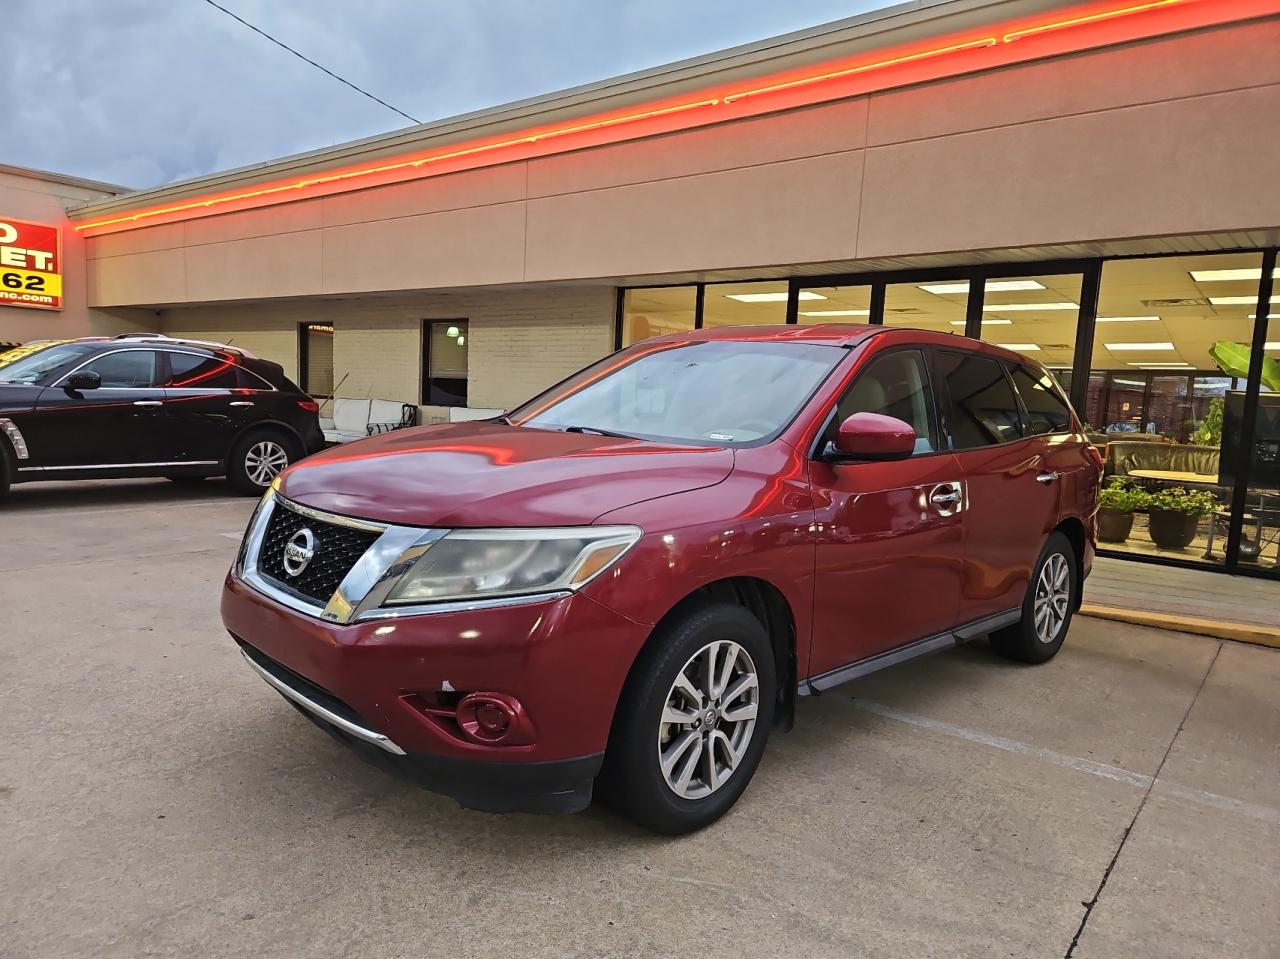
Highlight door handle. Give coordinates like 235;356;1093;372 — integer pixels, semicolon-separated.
132;400;164;408
229;401;255;407
1036;471;1060;484
931;488;962;507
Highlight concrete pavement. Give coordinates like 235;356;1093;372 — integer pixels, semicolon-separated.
1;479;1277;958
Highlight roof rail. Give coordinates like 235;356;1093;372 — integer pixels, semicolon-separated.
109;333;256;358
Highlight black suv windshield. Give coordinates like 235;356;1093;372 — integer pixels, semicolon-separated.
510;340;845;446
0;343;96;385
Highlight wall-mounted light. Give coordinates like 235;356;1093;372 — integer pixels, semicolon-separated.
446;325;460;337
457;335;466;346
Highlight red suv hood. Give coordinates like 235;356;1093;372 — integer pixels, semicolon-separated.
278;422;734;528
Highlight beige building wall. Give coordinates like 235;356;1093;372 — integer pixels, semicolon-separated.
0;167;151;342
159;285;615;413
83;15;1280;308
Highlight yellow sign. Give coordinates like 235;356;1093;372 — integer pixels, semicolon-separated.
0;218;62;310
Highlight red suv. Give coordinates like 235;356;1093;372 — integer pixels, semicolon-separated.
223;325;1101;834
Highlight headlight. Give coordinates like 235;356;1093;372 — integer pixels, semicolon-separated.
384;526;642;606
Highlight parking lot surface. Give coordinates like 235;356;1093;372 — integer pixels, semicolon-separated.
2;480;1278;958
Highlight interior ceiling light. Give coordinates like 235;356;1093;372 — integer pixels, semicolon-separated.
922;280;1043;295
74;0;1224;235
1190;268;1280;282
1105;342;1175;351
995;343;1040;351
983;302;1078;312
798;309;870;316
949;319;1012;325
726;291;823;303
1128;361;1192;367
1210;295;1280;306
1096;316;1161;323
1266;343;1280;350
1113;378;1148;387
1250;314;1280;320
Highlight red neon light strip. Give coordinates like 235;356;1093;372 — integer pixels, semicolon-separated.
722;37;998;105
76;0;1209;234
1003;0;1188;42
77;98;723;231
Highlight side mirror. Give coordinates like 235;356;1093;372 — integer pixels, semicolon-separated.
829;412;916;461
65;371;102;392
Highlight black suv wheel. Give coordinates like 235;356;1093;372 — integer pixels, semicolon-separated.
227;429;301;495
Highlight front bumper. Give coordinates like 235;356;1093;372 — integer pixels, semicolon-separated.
222;570;647;814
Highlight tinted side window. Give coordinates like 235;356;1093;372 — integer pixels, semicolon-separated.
165;352;240;389
79;350;161;388
1010;365;1073;435
939;351;1024;449
829;349;936;455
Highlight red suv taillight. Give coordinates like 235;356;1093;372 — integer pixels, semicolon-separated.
297;399;320;413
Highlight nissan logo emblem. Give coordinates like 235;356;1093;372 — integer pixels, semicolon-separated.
282;528;317;577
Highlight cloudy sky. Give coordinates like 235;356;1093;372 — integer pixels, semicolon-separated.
4;0;892;190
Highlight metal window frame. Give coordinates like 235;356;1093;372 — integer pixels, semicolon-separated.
420;318;470;407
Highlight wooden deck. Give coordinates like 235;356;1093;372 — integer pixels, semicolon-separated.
1084;555;1280;630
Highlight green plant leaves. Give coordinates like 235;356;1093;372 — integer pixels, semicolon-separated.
1210;341;1280;392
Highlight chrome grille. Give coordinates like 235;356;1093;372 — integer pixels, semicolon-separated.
258;500;381;604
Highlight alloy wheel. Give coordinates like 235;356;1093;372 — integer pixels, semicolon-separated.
245;440;289;487
657;639;759;800
1033;552;1071;644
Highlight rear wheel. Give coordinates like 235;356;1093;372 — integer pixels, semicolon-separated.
600;602;775;834
990;531;1076;664
227;429;300;495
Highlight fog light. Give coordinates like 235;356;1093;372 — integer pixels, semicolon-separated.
456;692;534;746
474;702;510;736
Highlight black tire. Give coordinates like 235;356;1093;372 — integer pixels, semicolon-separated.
990;531;1076;664
226;428;301;496
600;602;776;835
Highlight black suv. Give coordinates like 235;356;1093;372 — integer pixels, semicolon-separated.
0;335;324;499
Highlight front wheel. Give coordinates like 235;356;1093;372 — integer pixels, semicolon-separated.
227;430;300;495
600;602;775;834
990;531;1076;664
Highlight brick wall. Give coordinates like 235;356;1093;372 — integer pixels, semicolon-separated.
158;285;615;412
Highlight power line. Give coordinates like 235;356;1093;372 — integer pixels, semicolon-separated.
201;0;420;125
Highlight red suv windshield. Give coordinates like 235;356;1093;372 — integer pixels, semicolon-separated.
510;340;845;446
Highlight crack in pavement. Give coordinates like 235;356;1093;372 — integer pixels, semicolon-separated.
1062;640;1224;958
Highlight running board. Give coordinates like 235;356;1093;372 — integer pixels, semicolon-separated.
798;607;1022;696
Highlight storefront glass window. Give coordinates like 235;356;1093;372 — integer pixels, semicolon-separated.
887;279;969;332
979;273;1082;379
796;285;872;325
701;281;789;328
1088;252;1266;566
621;287;696;346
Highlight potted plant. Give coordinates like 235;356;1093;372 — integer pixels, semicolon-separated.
1190;396;1224;448
1146;486;1218;549
1097;478;1149;543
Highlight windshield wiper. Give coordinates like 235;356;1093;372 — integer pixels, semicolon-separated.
562;425;640;440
